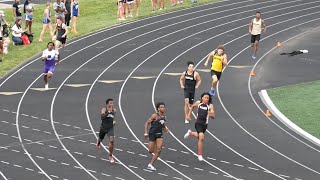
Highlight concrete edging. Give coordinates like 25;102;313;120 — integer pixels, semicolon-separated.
259;89;320;147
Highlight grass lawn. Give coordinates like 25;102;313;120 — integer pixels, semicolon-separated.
0;0;219;78
268;80;320;138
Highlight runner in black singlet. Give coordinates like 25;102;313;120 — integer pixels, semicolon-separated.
144;102;169;171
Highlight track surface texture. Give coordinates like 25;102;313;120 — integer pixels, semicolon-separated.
1;0;320;179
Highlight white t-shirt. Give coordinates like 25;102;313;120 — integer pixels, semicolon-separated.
11;24;23;37
25;4;33;16
42;49;59;61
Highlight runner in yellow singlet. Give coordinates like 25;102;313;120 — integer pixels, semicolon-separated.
204;45;227;96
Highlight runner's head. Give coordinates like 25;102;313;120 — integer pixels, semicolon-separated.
56;17;62;24
47;42;55;50
256;11;261;19
201;92;212;104
187;61;194;72
217;45;224;55
46;1;51;7
155;102;165;113
106;98;114;108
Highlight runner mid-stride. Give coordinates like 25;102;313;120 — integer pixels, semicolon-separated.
249;11;267;59
41;42;59;90
184;92;215;161
180;61;201;124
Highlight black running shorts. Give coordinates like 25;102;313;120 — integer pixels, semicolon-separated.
251;34;261;43
195;122;207;134
99;127;114;141
210;70;222;80
149;132;163;142
184;89;195;104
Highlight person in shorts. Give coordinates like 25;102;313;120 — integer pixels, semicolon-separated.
184;92;215;161
42;42;59;90
249;11;267;59
96;98;116;164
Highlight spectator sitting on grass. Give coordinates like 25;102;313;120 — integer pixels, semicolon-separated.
53;0;66;23
11;19;27;45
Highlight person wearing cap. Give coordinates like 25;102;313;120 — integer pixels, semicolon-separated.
12;19;27;45
0;10;9;62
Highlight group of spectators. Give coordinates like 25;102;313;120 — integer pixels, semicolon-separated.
117;0;197;21
0;0;80;62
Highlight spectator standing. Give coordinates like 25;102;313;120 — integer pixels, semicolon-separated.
24;0;34;34
135;0;141;16
64;0;72;28
39;1;54;42
70;0;79;33
13;0;23;20
0;10;9;62
53;0;66;23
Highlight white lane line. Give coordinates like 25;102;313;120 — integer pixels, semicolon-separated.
207;157;216;161
139;154;147;157
61;162;70;166
194;167;204;171
41;118;49;122
173;177;183;180
11;149;20;153
21;114;29;117
158;173;168;177
127;151;135;154
35;142;44;146
180;151;189;154
115;177;125;180
73;126;81;129
279;174;290;178
168;148;177;152
129;165;138;169
119;137;128;140
115;148;123;152
35;156;44;159
166;160;175;164
43;131;52;134
62;124;71;127
143;169;153;173
131;140;139;143
179;164;189;168
1;161;9;165
88;169;97;173
0;132;8;136
24;139;32;142
1;121;9;123
78;140;87;143
248;167;260;171
25;168;34;171
233;164;244;167
74;152;83;155
49;145;58;149
48;159;57;163
84;129;92;132
11;136;19;139
33;128;41;132
220;160;230;164
31;116;39;119
13;164;22;168
2;109;9;112
87;155;96;159
209;171;219;175
101;173;111;177
50;175;59;178
21;126;29;129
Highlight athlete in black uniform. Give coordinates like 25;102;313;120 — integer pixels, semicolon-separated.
180;61;201;124
144;102;169;171
96;98;116;164
184;92;215;161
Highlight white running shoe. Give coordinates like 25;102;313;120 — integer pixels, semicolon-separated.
45;84;49;90
185;119;189;124
109;155;115;164
198;155;204;161
184;129;192;139
147;164;156;171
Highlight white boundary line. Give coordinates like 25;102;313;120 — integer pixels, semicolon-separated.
0;171;8;180
259;90;320;147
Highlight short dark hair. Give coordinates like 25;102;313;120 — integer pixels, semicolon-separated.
106;98;113;105
155;102;165;111
201;92;212;104
256;11;261;14
47;41;55;47
187;61;194;66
